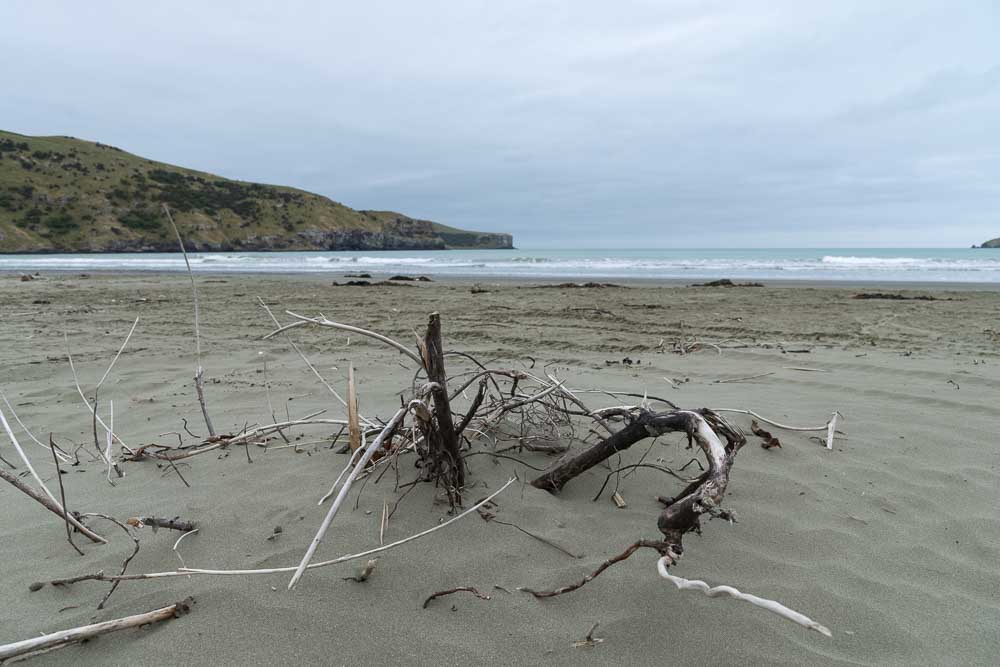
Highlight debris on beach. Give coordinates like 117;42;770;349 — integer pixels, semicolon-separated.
689;279;764;287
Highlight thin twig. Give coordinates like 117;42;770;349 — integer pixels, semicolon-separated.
49;434;83;556
0;407;106;543
422;586;491;608
163;204;215;438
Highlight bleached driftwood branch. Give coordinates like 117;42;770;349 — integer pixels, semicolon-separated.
41;478;516;585
0;597;194;662
288;404;411;589
715;408;841;449
277;311;422;365
656;557;831;636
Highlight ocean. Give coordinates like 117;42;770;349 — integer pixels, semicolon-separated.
2;248;999;283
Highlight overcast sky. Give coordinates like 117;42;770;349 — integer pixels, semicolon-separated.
2;1;998;247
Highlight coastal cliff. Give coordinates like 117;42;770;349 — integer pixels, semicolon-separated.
978;237;1000;248
0;130;512;253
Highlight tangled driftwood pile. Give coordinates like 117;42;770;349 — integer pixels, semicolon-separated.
0;207;842;662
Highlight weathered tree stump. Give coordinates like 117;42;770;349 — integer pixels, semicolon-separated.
419;313;465;504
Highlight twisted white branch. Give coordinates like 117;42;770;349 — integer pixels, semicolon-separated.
656;557;831;637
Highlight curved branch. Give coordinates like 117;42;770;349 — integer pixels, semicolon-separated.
281;311;422;365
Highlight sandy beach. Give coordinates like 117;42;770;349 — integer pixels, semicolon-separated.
2;272;999;666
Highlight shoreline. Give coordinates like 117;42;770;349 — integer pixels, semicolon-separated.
4;268;1000;291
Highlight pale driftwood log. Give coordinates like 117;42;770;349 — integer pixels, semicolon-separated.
0;407;106;544
0;597;193;662
162;204;215;438
287;404;410;589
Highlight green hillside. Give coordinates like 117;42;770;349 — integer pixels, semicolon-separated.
0;130;512;253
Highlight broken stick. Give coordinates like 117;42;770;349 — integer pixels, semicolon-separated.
0;597;194;662
422;586;491;608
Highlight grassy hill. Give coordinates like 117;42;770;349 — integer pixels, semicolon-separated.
0;130;511;253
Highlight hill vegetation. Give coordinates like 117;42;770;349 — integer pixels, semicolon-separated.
0;130;511;253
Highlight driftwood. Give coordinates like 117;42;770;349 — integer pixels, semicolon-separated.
423;586;491;608
126;516;198;532
0;408;106;544
418;313;464;504
49;436;83;556
530;408;743;570
0;597;194;663
38;478;516;586
11;298;840;644
163;204;215;438
288;405;411;589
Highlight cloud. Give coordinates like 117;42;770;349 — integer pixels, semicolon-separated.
1;0;998;246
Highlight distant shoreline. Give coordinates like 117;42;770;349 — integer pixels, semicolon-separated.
3;247;998;284
4;269;999;291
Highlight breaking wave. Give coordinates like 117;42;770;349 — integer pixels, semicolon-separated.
2;249;998;282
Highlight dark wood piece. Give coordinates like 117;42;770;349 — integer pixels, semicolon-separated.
50;435;83;556
423;586;491;608
128;516;198;532
530;410;694;493
531;408;745;568
422;313;465;503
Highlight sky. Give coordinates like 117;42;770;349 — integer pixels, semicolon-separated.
1;1;998;247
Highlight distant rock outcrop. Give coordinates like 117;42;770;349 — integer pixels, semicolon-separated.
0;130;512;253
978;237;1000;248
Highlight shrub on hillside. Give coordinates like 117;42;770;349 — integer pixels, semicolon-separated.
119;208;163;232
43;213;79;234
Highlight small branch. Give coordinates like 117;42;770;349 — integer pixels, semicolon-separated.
591;463;692;502
655;557;831;636
0;407;106;543
0;391;72;462
288;405;410;589
163;204;215;438
82;513;139;610
714;408;842;449
43;478;517;584
455;379;487;437
127;516;198;532
487;518;581;559
520;539;666;598
49;435;83;556
713;372;775;384
279;311;422;365
347;365;361;452
422;586;491;608
0;597;194;662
